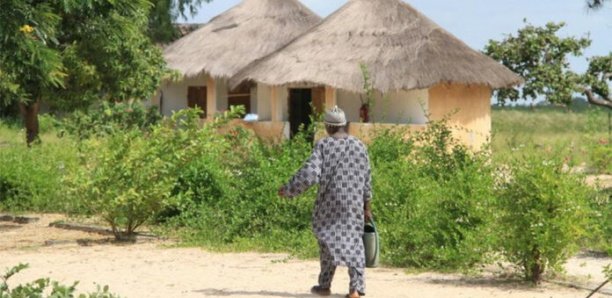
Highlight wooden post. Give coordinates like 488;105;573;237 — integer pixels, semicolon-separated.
324;86;337;109
206;76;217;119
270;86;282;121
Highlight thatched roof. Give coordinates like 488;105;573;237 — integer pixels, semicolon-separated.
164;0;321;78
232;0;523;93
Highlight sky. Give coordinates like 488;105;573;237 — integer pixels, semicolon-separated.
186;0;612;73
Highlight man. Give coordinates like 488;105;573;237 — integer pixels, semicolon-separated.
278;106;373;298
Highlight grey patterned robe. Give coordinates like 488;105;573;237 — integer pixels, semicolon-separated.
282;136;372;268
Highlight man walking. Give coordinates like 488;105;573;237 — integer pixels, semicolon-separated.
279;106;373;298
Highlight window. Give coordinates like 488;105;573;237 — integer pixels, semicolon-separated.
228;82;252;115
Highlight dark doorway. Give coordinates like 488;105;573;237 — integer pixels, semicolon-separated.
187;86;207;118
289;88;313;139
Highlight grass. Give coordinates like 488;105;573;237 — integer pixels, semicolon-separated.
0;115;65;147
491;105;611;170
0;116;80;212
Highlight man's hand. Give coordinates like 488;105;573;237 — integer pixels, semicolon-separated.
364;209;373;222
364;200;373;222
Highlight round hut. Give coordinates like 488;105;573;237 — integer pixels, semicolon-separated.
155;0;321;124
232;0;523;148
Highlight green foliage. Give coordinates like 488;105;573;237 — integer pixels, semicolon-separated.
163;118;499;269
51;0;167;108
0;263;119;298
491;105;610;172
359;63;375;120
167;126;317;256
0;132;79;212
584;54;611;100
495;147;593;283
587;187;612;255
2;109;608;274
60;101;162;140
484;21;592;106
589;144;612;173
583;53;612;110
0;0;167;143
0;0;65;103
370;122;496;269
147;0;212;43
67;107;242;240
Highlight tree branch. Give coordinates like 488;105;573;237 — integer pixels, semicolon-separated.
584;89;612;110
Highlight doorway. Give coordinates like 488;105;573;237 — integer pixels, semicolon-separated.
187;86;207;118
289;88;313;139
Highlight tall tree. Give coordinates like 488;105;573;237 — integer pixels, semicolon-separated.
583;54;612;109
0;1;66;144
484;21;592;106
147;0;211;43
0;0;167;144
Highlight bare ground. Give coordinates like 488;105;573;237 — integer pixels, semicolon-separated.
0;214;610;298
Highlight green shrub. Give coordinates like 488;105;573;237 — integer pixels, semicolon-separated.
495;147;593;283
589;142;611;174
587;187;612;255
67;108;239;240
60;101;161;140
0;263;119;298
170;126;316;255
0;141;78;211
371;121;496;269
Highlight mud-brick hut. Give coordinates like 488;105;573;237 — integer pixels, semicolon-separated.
153;0;320;135
232;0;522;149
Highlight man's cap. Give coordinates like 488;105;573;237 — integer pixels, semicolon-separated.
324;105;347;127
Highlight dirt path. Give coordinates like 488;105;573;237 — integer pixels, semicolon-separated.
1;214;610;298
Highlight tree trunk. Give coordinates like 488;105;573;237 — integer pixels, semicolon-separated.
19;100;41;146
584;89;612;110
530;246;544;284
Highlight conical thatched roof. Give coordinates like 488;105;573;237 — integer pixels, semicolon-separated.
232;0;523;92
164;0;321;78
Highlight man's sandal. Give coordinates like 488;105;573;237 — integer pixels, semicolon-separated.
310;285;331;296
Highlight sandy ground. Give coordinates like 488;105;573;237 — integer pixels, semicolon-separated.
0;214;610;298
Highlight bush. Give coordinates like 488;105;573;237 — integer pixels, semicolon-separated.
67;108;238;240
589;142;611;174
168;126;317;256
0;141;79;212
495;147;593;283
60;101;161;140
587;186;612;255
0;263;119;298
168;119;498;268
371;121;496;269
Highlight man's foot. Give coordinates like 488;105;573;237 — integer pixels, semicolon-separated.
310;285;331;296
345;291;360;298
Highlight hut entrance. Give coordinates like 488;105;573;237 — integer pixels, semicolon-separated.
187;86;207;118
289;88;313;139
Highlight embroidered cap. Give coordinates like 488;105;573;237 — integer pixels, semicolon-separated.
324;105;347;127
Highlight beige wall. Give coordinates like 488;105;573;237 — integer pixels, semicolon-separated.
217;83;492;150
313;122;427;143
428;83;492;150
154;73;227;117
225;120;290;143
337;89;428;124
